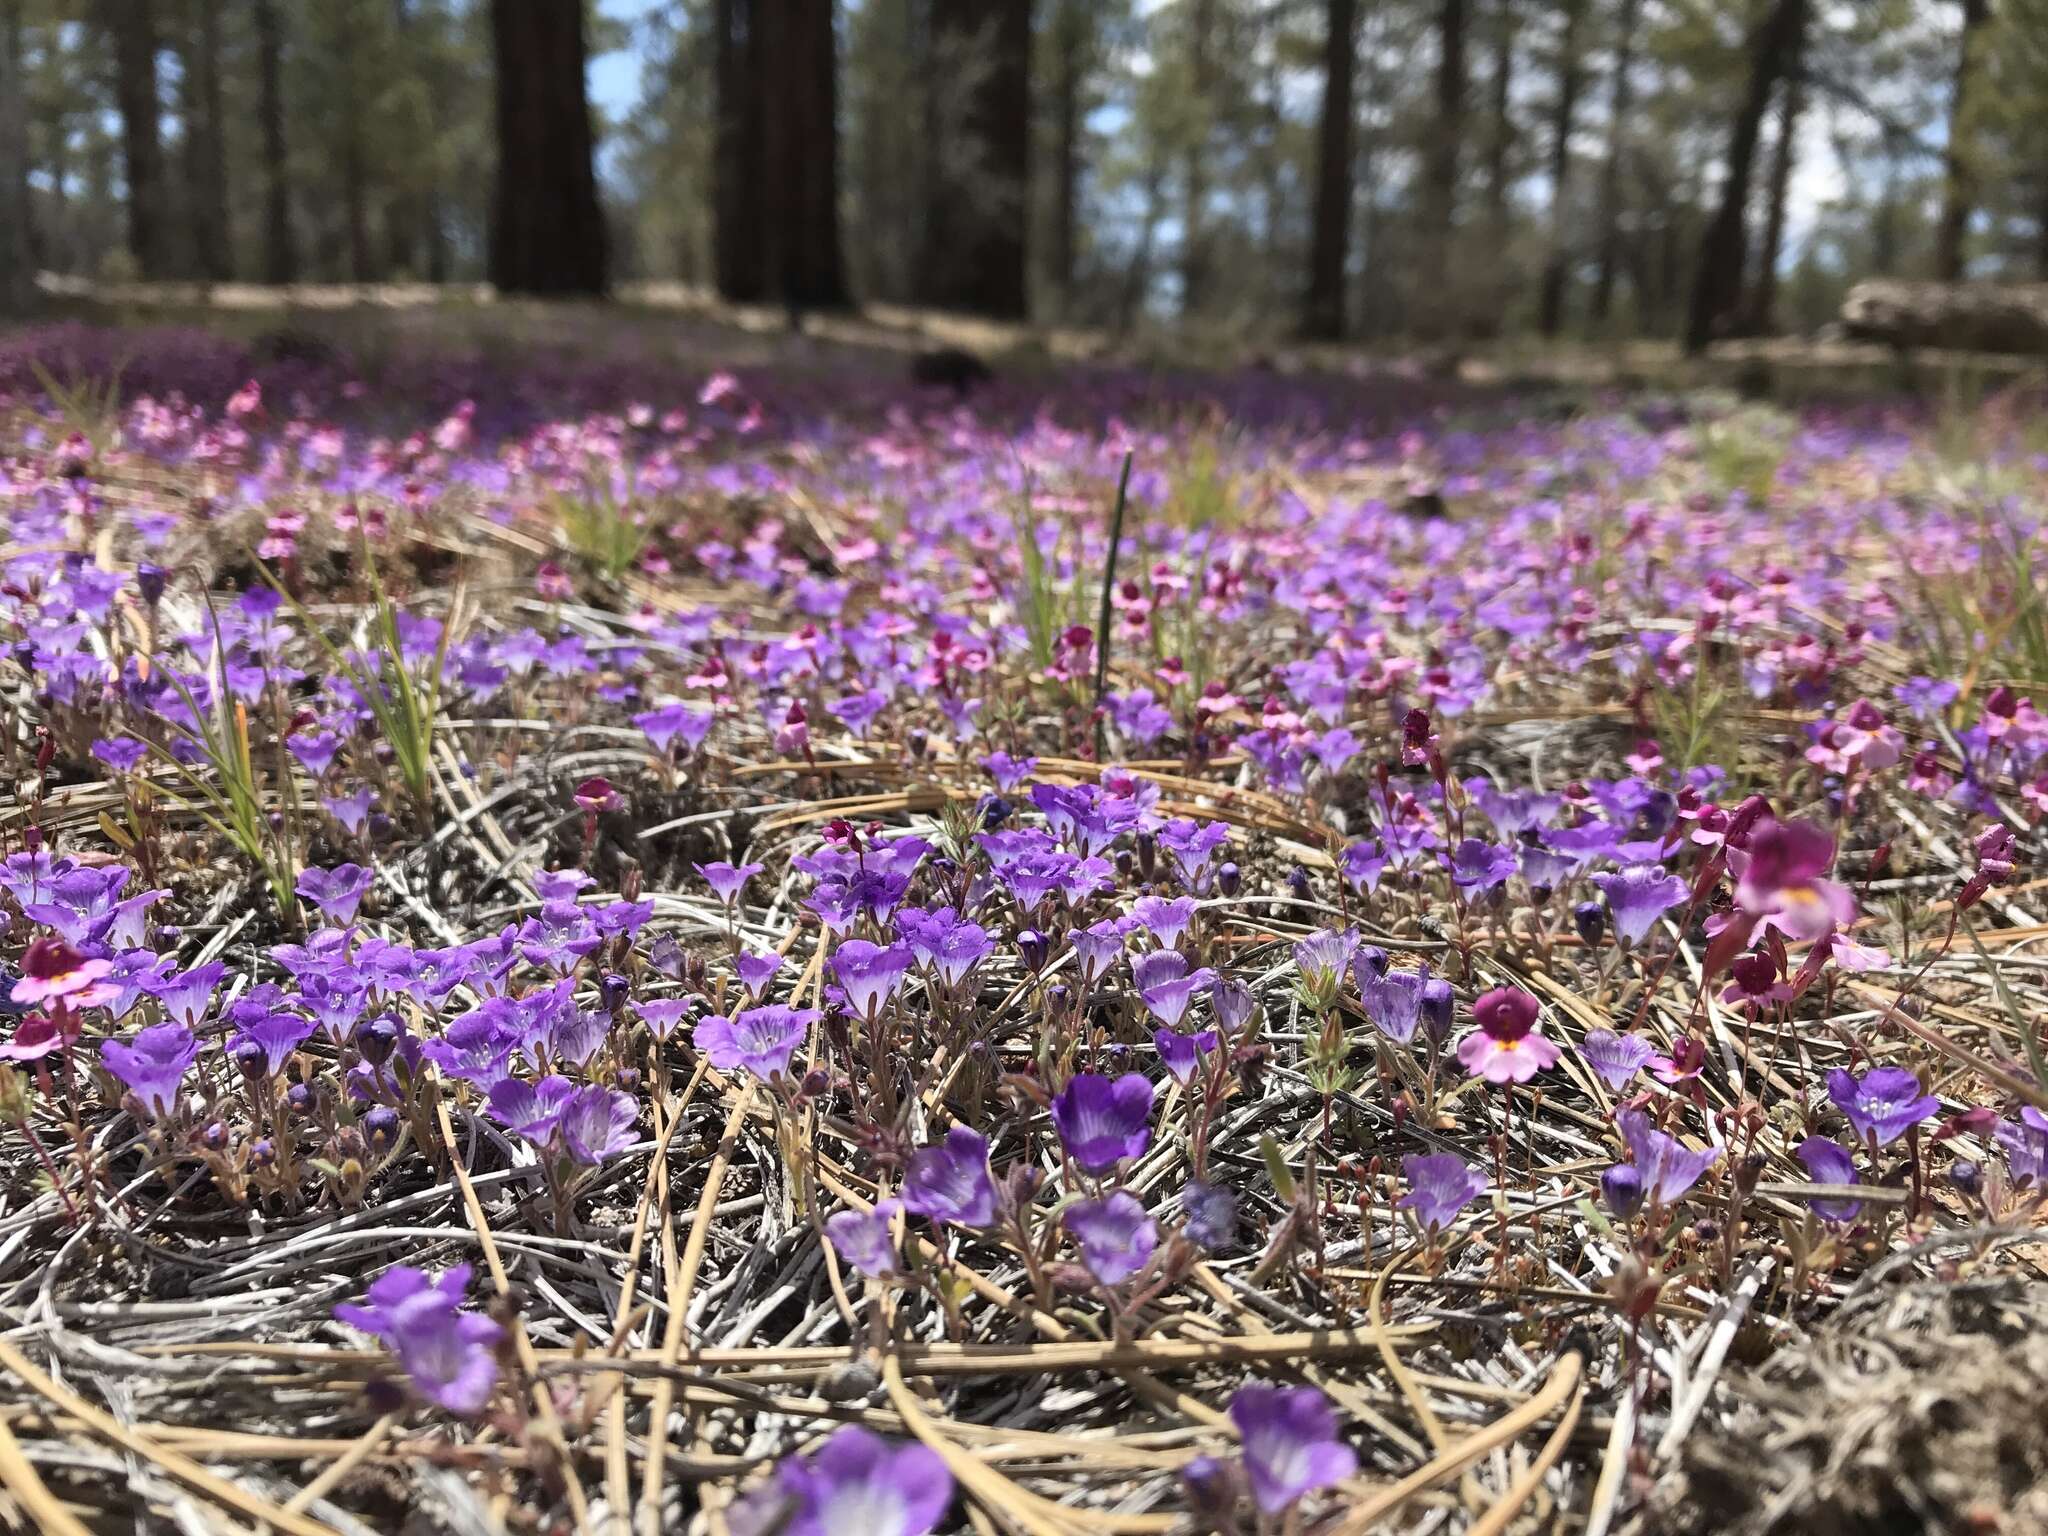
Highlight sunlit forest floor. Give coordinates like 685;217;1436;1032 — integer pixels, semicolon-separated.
0;302;2046;1534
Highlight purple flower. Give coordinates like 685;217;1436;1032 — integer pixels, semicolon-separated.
1229;1383;1358;1515
695;1005;819;1082
737;1426;953;1536
1153;1026;1219;1083
228;1011;316;1079
1063;1191;1158;1286
335;1264;502;1416
635;701;714;756
902;1126;998;1228
1050;1072;1154;1173
557;1084;639;1163
1292;929;1359;994
1181;1178;1237;1250
92;737;148;773
734;949;784;999
1448;837;1517;892
1339;839;1388;893
1591;864;1689;947
1579;1029;1656;1091
1616;1108;1721;1206
101;1023;199;1118
1210;977;1255;1034
831;940;913;1020
695;860;762;905
1131;949;1215;1029
635;998;693;1040
891;905;990;988
1130;894;1198;948
1397;1153;1487;1233
296;863;374;925
1794;1136;1863;1222
1997;1107;2048;1188
1067;918;1129;985
825;1199;902;1277
1826;1065;1939;1147
323;787;376;836
487;1074;576;1138
1358;967;1427;1045
422;1007;520;1088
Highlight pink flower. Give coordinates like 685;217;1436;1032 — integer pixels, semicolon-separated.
1731;818;1856;943
1455;986;1559;1084
9;939;115;1009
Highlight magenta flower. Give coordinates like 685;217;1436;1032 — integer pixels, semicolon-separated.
1397;1153;1487;1233
695;1005;819;1082
1050;1072;1154;1173
335;1264;502;1416
902;1126;998;1228
738;1426;953;1536
1229;1383;1358;1515
10;938;115;1009
825;1199;902;1278
101;1022;199;1118
1590;864;1689;947
1826;1065;1938;1146
1733;818;1856;943
1063;1191;1157;1286
1455;987;1558;1084
1579;1028;1656;1092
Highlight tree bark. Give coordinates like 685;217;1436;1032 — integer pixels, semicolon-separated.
1419;0;1466;337
179;0;231;280
1935;0;1990;282
255;0;296;284
923;0;1030;319
1050;0;1085;308
1751;64;1803;332
1590;0;1638;323
1483;0;1514;235
489;0;607;295
1537;0;1584;338
104;0;169;279
712;0;764;301
1842;279;2048;355
1683;0;1805;355
0;0;32;313
1182;0;1213;315
1302;0;1359;339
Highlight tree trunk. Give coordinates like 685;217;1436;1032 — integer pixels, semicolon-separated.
104;0;169;279
1181;0;1213;315
1935;0;1990;282
1682;0;1805;354
2037;175;2048;282
1537;0;1584;338
1302;0;1359;339
714;0;849;311
1050;1;1084;309
1419;0;1466;337
177;0;231;281
1751;65;1803;332
255;0;296;284
1483;0;1514;235
1590;0;1638;323
923;0;1030;319
0;0;32;313
489;0;607;295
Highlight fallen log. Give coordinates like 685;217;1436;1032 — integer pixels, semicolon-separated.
1840;279;2048;356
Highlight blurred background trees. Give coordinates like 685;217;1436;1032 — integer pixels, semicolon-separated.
0;0;2043;346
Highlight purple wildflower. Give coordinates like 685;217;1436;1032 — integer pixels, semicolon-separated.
296;863;375;925
1397;1153;1487;1233
557;1084;639;1163
1616;1108;1721;1205
832;940;914;1019
1794;1136;1863;1222
1358;967;1427;1045
1153;1026;1220;1084
101;1023;199;1118
1131;894;1198;949
1050;1072;1154;1173
825;1199;902;1277
1997;1108;2048;1187
335;1264;502;1415
895;907;995;987
1063;1191;1158;1286
1292;928;1359;994
695;1005;819;1082
634;701;714;756
1591;864;1689;946
1448;837;1517;892
1579;1029;1656;1091
1131;949;1216;1029
696;860;763;905
738;1426;953;1536
1068;918;1129;985
635;998;693;1040
1229;1383;1358;1515
902;1126;998;1228
1181;1178;1237;1250
1826;1065;1939;1146
735;949;784;998
228;1011;316;1079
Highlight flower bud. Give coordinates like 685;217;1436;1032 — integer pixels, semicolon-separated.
285;1082;314;1114
358;1015;400;1067
363;1106;400;1150
1602;1163;1644;1219
1288;866;1313;903
232;1041;268;1081
1950;1158;1982;1198
600;972;631;1012
1217;862;1241;898
136;563;167;607
1018;930;1049;972
1419;978;1454;1046
1574;901;1605;947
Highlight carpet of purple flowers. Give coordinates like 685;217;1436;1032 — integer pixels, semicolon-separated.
2;322;2047;1533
